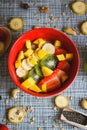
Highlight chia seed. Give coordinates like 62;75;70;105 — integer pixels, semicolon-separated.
63;111;87;125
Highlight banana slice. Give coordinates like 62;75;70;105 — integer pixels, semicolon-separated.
55;94;69;108
8;107;26;124
71;1;86;15
42;43;55;54
21;59;33;71
8;17;24;31
16;66;28;78
81;21;87;35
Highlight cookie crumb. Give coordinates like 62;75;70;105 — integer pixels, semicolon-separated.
52;125;57;129
4;99;9;105
38;127;42;130
69;96;72;100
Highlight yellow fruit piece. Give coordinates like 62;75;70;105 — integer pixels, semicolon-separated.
8;107;26;124
55;94;69;108
32;53;39;61
42;84;47;92
41;66;53;76
33;38;46;45
29;84;42;92
37;49;48;59
57;54;66;61
17;51;24;61
22;77;36;89
54;40;61;47
38;42;45;48
71;1;86;15
24;49;33;57
15;60;21;68
26;40;31;49
30;58;37;65
81;21;87;35
65;53;73;61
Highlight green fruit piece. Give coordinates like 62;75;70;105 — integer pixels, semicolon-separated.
40;54;58;70
84;60;87;73
28;68;41;83
34;64;43;78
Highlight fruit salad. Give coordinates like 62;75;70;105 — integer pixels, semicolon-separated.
15;38;73;93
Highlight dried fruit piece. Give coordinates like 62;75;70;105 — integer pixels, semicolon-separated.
55;94;69;108
71;1;86;15
21;2;29;9
81;99;87;110
8;107;26;124
8;17;24;31
39;6;50;13
81;21;87;35
63;28;77;36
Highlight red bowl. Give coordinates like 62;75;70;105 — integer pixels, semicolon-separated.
8;28;80;97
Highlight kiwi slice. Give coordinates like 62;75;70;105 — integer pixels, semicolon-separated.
71;1;86;15
28;68;41;83
8;17;24;31
40;54;58;70
34;64;43;78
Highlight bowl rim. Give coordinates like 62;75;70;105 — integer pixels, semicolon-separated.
8;28;80;98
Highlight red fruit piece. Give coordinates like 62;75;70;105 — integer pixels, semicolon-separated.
38;73;61;92
55;48;67;55
53;68;68;83
0;124;8;130
57;60;70;73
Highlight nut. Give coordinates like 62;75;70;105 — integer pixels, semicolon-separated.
11;88;20;98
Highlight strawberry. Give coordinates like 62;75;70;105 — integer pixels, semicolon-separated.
0;124;8;130
38;73;61;92
55;48;67;55
53;68;68;83
57;60;70;73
